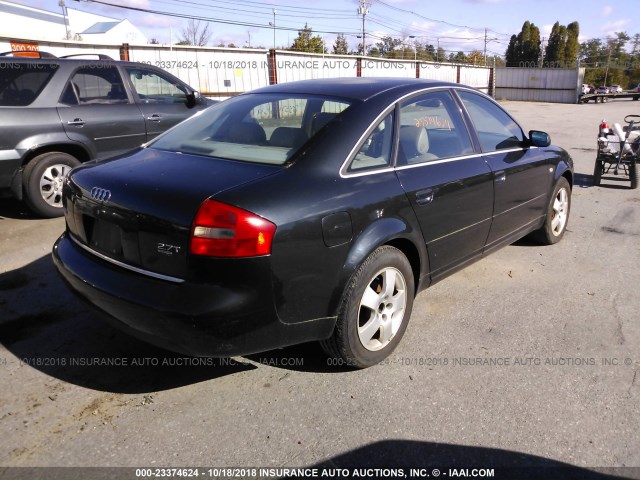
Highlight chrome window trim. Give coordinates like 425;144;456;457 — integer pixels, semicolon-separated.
395;152;486;170
339;85;529;179
70;234;185;284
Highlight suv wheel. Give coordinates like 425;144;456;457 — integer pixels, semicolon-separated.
23;152;80;218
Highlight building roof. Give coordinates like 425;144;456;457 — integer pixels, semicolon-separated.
81;21;121;34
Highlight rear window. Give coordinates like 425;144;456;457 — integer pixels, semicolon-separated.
150;93;352;165
0;63;58;106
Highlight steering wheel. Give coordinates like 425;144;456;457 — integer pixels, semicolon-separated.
624;114;640;124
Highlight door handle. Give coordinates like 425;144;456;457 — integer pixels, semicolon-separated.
67;118;85;127
416;189;434;205
495;171;506;184
146;114;162;122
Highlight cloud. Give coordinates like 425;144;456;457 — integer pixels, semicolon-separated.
601;19;631;37
600;5;613;17
135;14;177;28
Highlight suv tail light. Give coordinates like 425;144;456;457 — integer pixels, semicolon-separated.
190;200;276;257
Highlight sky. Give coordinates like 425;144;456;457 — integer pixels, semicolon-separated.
7;0;639;55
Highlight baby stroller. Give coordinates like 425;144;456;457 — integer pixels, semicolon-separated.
594;115;640;189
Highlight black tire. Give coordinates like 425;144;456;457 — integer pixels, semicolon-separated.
631;159;639;190
593;160;602;186
321;245;415;369
23;152;80;218
532;177;571;245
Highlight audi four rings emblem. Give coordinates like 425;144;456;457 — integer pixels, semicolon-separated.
90;187;111;202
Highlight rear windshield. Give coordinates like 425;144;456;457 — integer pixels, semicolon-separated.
150;93;352;165
0;63;58;106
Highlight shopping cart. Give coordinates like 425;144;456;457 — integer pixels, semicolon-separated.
594;114;640;189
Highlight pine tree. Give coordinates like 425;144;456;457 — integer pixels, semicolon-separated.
333;34;348;55
291;24;325;53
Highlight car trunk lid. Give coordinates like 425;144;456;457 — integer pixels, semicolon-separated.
64;147;280;280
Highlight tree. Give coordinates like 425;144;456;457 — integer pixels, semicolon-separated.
563;22;580;67
505;21;540;67
333;34;348;55
180;19;212;46
466;50;484;66
290;24;325;53
449;51;466;63
545;22;567;67
373;36;403;58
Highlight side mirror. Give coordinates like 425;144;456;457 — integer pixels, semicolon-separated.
186;91;199;108
529;130;551;147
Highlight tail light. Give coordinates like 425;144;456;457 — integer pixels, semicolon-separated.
190;200;276;257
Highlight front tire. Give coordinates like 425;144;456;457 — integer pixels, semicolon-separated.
321;246;415;369
23;152;80;218
631;159;639;189
532;177;571;245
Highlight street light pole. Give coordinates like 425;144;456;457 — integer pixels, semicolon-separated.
409;35;416;63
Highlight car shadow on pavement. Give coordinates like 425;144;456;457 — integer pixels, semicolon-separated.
0;197;39;220
0;255;256;394
308;440;633;480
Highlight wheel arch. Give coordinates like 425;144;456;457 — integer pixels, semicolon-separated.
329;216;428;317
22;143;91;168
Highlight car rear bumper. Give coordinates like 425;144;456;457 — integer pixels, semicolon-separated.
52;233;335;357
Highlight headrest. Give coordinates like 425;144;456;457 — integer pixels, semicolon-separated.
227;122;266;145
269;127;308;149
400;126;430;158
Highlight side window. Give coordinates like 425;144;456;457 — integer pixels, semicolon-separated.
398;90;474;164
458;90;524;152
63;66;128;105
0;63;57;106
127;68;186;104
347;111;394;172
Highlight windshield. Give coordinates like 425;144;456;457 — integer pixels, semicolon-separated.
150;93;352;165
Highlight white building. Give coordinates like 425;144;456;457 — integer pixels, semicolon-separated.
0;0;147;44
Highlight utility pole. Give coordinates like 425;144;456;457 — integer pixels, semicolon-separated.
59;0;71;40
484;28;487;66
604;43;612;87
358;0;369;55
269;9;277;50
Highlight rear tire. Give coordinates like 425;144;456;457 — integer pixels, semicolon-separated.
321;246;414;369
532;177;571;245
593;160;602;186
631;159;639;189
23;152;80;218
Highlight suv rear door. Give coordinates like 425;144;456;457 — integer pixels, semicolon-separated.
57;64;146;159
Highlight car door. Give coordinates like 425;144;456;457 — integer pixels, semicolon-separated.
456;90;553;251
394;89;494;281
57;65;146;159
125;67;197;140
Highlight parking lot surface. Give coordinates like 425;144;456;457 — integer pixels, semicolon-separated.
1;99;639;478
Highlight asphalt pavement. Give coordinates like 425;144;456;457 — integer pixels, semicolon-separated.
0;98;638;480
